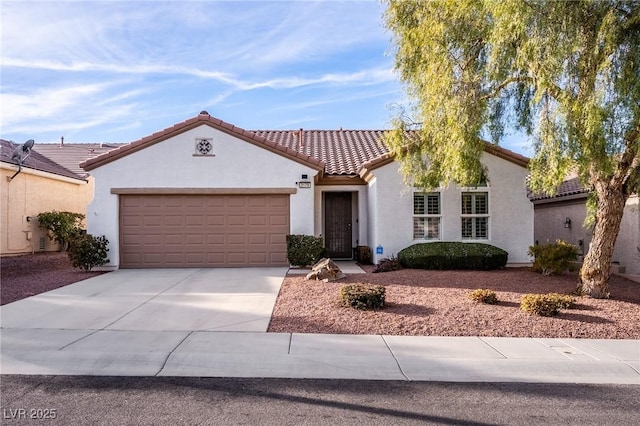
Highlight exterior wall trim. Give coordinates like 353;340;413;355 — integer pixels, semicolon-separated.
1;163;87;185
111;187;297;195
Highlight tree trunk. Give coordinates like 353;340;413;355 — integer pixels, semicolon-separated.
578;182;626;298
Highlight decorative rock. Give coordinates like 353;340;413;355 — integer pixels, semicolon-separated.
305;258;346;282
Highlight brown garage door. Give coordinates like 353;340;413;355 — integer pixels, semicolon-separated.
119;194;290;268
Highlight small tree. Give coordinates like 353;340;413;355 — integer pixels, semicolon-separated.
68;234;109;271
37;211;85;251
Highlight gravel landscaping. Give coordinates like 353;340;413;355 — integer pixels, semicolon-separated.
268;265;640;339
2;253;638;339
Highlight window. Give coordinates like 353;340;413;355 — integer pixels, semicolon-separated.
461;192;489;239
413;192;440;240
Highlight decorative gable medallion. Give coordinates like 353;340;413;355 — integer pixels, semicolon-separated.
195;138;214;156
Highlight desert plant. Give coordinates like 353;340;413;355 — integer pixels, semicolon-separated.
37;211;85;251
520;294;559;316
339;284;386;310
398;242;508;270
373;255;401;273
528;240;579;276
546;293;575;309
468;289;498;304
520;292;576;317
286;234;327;267
68;234;109;271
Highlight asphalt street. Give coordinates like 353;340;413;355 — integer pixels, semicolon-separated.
2;376;639;425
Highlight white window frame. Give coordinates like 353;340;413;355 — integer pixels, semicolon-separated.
461;190;490;240
413;192;441;240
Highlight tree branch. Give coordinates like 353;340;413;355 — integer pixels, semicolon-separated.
480;73;570;103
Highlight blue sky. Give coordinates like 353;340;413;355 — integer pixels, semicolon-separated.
1;0;530;155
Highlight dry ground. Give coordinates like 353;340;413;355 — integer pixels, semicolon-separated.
268;265;640;339
2;253;638;339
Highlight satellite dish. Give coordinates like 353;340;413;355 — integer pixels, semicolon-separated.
8;139;35;181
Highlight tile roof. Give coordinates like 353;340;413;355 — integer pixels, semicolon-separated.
252;129;389;175
34;143;125;177
81;112;325;172
528;176;590;201
1;139;85;181
80;112;530;175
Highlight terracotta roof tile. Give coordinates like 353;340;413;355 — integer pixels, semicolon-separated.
1;139;85;181
528;177;590;201
253;130;529;176
33;142;124;177
81;113;325;172
252;129;390;175
79;113;529;175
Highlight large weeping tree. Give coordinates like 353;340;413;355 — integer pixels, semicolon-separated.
383;0;640;298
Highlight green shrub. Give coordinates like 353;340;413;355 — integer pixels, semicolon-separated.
398;242;508;270
468;289;498;304
528;240;579;276
37;211;85;251
520;294;559;316
340;284;386;310
68;234;109;271
546;292;575;309
373;255;401;273
286;234;327;267
520;292;575;316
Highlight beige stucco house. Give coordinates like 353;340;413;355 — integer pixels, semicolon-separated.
530;177;640;276
81;112;534;269
1;139;90;254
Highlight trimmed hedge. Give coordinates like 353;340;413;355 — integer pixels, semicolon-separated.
286;234;327;267
398;242;508;270
340;284;386;310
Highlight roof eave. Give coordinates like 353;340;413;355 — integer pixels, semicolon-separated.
81;113;325;172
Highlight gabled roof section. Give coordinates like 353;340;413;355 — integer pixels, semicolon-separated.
34;142;125;178
81;112;325;172
356;139;529;178
255;130;529;177
252;129;389;175
79;113;529;176
1;139;85;181
528;177;590;202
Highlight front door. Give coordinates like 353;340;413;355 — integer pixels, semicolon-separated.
324;192;352;258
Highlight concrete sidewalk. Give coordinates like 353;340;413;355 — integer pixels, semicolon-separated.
2;330;638;384
1;263;639;384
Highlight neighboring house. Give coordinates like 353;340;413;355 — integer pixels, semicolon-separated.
1;139;89;254
34;140;125;179
80;111;533;269
530;177;640;276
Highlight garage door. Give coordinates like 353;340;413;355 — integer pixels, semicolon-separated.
119;194;290;268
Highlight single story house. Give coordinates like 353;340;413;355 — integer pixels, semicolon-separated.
81;111;534;269
530;177;639;276
0;139;89;254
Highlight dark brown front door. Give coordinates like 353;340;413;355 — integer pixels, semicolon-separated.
324;192;352;258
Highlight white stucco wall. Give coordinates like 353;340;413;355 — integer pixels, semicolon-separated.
367;153;534;265
87;125;318;268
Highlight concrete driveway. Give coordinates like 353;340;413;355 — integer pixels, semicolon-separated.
0;267;288;332
2;264;638;383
